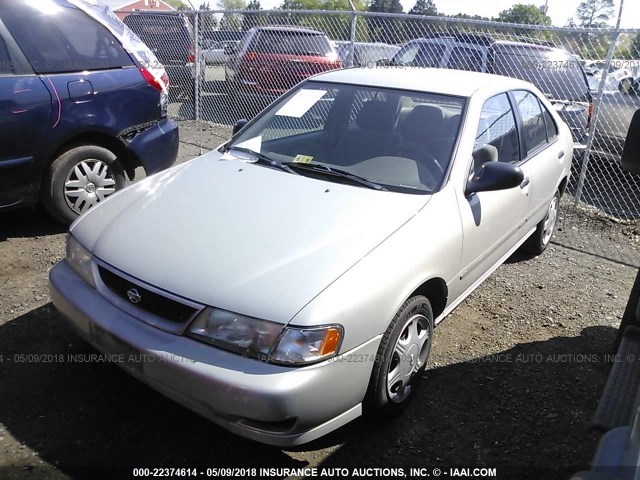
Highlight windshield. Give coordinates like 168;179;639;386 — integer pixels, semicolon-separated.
228;82;466;193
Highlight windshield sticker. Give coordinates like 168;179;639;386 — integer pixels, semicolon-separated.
293;155;314;164
235;136;262;152
275;89;327;118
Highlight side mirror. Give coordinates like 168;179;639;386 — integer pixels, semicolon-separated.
621;108;640;175
466;162;524;195
232;119;249;136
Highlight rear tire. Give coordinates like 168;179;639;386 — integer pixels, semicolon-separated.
365;295;434;415
42;145;126;225
521;190;560;256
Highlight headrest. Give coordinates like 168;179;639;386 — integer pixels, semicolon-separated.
355;101;396;131
401;105;445;140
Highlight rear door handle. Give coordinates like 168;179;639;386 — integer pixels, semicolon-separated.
520;177;530;189
558;151;565;159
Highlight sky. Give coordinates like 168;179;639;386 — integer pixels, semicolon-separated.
197;0;640;28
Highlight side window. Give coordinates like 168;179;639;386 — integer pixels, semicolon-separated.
394;42;444;67
0;36;12;74
1;5;133;74
513;90;547;155
541;100;558;142
447;46;483;72
473;93;520;172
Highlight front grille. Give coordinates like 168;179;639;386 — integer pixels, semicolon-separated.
98;266;198;324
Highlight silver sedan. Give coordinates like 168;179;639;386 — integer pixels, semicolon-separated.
50;67;572;446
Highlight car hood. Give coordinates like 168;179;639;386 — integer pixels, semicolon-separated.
73;153;430;323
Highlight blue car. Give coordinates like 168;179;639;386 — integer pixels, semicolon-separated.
0;0;179;224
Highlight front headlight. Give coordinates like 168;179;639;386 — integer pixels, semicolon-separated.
65;234;96;288
270;325;343;366
187;308;343;366
187;308;283;360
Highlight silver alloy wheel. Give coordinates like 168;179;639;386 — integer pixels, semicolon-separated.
64;159;117;215
542;196;559;246
387;313;431;404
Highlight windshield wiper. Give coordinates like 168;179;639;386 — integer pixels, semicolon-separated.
227;147;299;175
284;162;387;191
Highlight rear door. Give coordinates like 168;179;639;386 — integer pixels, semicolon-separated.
511;89;565;223
0;21;51;208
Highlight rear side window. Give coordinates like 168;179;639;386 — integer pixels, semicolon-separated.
252;31;331;56
474;93;520;164
0;37;12;74
393;41;445;67
543;105;558;142
512;90;547;155
0;4;133;74
447;46;483;72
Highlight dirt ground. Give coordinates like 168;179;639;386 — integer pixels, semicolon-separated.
0;121;638;480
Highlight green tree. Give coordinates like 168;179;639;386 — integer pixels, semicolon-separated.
451;13;490;21
408;0;437;16
242;0;263;30
198;2;219;30
576;0;614;28
165;0;187;8
217;0;247;30
497;3;551;25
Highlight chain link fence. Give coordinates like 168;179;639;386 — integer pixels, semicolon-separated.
120;9;640;228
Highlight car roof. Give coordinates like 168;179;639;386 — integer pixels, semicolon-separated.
255;25;324;34
310;67;535;98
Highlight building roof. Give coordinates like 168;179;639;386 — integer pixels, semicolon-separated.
311;67;534;98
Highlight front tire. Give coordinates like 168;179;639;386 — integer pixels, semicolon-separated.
42;145;126;224
521;190;560;256
366;295;434;414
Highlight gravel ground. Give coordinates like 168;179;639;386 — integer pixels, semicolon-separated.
0;121;638;480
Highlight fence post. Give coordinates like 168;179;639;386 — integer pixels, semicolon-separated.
348;1;357;67
574;29;619;207
194;11;201;124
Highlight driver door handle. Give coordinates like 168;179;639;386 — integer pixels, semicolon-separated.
520;177;531;189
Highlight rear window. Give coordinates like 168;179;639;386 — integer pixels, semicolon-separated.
492;45;589;102
0;3;133;74
252;31;332;56
124;15;191;38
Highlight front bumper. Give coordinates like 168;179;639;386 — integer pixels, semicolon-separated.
128;118;179;176
49;260;378;446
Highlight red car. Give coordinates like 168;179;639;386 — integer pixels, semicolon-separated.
225;26;342;107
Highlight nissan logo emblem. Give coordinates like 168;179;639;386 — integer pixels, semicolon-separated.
127;288;142;304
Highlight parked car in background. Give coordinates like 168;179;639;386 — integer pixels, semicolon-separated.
123;12;203;100
390;34;593;145
224;26;341;106
0;0;178;224
203;40;239;65
202;29;244;45
335;41;400;67
50;67;572;445
583;59;637;93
